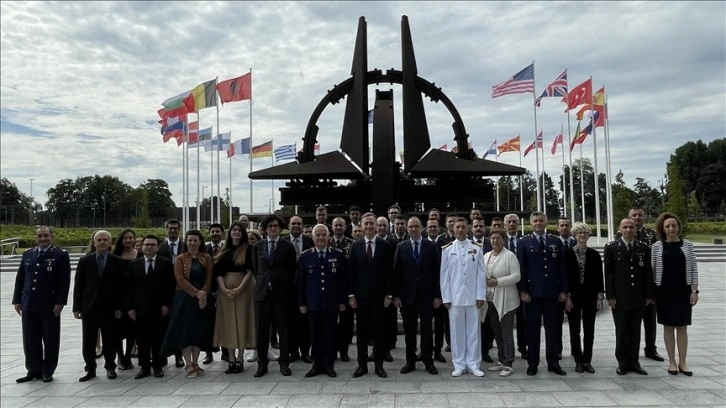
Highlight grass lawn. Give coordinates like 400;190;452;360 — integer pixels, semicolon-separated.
684;234;725;244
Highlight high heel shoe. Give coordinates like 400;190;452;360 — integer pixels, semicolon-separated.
678;366;693;376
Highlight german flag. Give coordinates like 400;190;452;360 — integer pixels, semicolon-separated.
251;140;273;159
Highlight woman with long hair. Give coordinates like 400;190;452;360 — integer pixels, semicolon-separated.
651;212;698;376
213;222;256;373
161;230;214;378
563;222;604;374
111;228;138;371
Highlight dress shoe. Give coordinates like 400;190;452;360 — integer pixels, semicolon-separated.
304;366;321;378
202;352;213;364
352;366;368;378
616;367;628;375
451;368;463;377
471;368;485;377
117;360;130;371
645;351;664;362
175;357;185;368
134;367;151;379
225;362;237;374
520;350;528;360
42;375;53;383
575;363;585;373
400;362;416;374
253;366;268;377
79;371;96;382
434;352;447;363
290;353;301;362
526;365;538;376
547;366;566;376
425;364;438;375
106;369;117;379
301;355;313;364
374;366;388;378
630;365;648;375
16;372;42;383
339;354;350;362
482;353;493;363
445;345;451;352
583;363;595;374
326;368;337;378
280;366;292;376
153;368;164;378
678;367;693;376
383;351;393;362
234;361;244;373
270;341;279;349
500;366;513;377
668;369;678;375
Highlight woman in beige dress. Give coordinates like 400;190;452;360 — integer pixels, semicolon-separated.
213;221;256;373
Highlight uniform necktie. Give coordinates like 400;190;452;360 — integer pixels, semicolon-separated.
366;240;373;261
269;240;276;259
413;241;420;263
169;242;176;264
97;254;105;277
564;240;569;249
294;238;301;257
627;242;632;255
476;239;482;245
539;236;545;251
510;237;515;252
147;259;154;275
37;249;45;261
319;251;325;263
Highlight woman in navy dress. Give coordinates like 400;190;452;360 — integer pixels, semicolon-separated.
651;213;698;376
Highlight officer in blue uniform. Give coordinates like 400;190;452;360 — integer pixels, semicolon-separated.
297;224;348;378
517;211;568;376
12;226;71;383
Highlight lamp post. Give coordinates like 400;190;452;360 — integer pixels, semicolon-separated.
29;178;34;225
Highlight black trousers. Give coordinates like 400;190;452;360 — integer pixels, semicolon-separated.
81;308;117;371
21;310;61;376
134;309;168;369
612;307;644;368
115;314;135;362
401;295;434;365
525;298;560;368
566;294;597;364
516;304;527;353
308;310;337;370
384;305;398;349
355;298;386;367
642;303;657;353
255;294;289;367
557;301;565;356
336;306;354;356
433;305;449;352
288;301;311;358
481;312;494;355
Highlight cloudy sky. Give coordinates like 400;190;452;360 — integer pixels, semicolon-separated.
1;1;724;213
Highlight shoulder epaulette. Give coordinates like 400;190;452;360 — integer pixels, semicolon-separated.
523;233;535;238
547;233;558;238
329;247;343;254
473;241;483;247
605;240;618;246
442;242;453;249
23;247;35;254
301;248;315;254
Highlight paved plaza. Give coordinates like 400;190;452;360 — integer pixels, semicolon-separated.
1;258;724;407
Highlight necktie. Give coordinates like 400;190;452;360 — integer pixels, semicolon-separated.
37;249;45;261
269;240;276;259
319;251;325;263
97;254;105;277
169;242;176;264
366;240;373;261
509;237;515;251
627;242;632;255
147;259;154;275
539;236;545;251
564;240;569;249
294;238;301;257
212;244;219;256
413;241;420;263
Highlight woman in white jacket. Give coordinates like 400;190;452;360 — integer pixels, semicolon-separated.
483;229;521;377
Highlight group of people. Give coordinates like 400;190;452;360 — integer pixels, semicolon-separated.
12;204;699;383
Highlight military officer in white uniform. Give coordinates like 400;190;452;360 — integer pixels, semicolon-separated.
440;217;487;377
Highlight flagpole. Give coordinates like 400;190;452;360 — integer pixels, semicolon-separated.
184;120;190;233
579;143;585;223
215;76;221;223
604;93;614;241
210;126;214;225
249;68;254;215
181;126;187;235
495;150;500;212
270;144;274;213
540;131;546;215
590;78;602;245
565;100;576;221
531;61;542;213
560;124;567;218
229;132;233;224
196;114;201;229
518;140;524;235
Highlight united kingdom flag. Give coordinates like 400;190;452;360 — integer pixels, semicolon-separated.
535;69;568;107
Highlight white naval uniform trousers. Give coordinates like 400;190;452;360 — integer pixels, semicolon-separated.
440;239;487;372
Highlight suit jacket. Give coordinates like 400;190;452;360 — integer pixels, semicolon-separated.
564;247;604;299
393;239;441;304
517;233;568;299
282;234;314;260
13;245;71;312
505;232;522;252
158;239;185;263
205;242;224;257
604;239;655;310
348;236;394;301
296;247;348;311
126;255;175;316
471;236;493;253
251;237;297;302
72;252;126;315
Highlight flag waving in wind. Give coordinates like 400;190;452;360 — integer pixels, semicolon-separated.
550;133;563;155
497;136;520;156
227;137;251;158
217;73;252;105
523;131;543;157
535;69;567;107
251;141;273;159
184;79;217;113
492;64;535;98
483;139;497;159
562;77;592;111
274;143;297;162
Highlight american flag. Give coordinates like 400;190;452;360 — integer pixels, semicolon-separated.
535;70;568;107
491;64;535;98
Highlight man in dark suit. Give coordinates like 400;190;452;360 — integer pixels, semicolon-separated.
517;212;568;376
348;212;395;378
393;216;441;375
282;215;314;364
126;235;175;379
13;226;71;383
375;216;398;362
156;218;185;367
329;217;355;361
504;213;527;359
73;230;126;381
392;214;409;242
556;217;577;359
251;214;297;377
605;218;655;376
297;224;348;378
344;205;361;238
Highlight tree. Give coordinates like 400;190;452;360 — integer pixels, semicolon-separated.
137;179;175;218
665;162;688;226
687;191;702;221
612;170;636;224
46;178;82;227
668;138;726;215
1;178;34;224
559;158;606;222
633;177;663;221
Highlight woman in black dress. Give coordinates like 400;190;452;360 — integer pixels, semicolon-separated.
651;213;699;376
112;229;137;371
